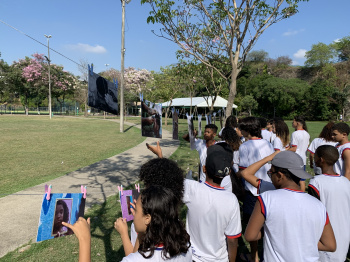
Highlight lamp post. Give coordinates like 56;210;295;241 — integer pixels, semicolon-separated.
44;34;52;119
120;0;131;132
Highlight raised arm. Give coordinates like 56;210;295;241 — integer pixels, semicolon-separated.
239;151;279;188
114;218;134;256
146;141;163;158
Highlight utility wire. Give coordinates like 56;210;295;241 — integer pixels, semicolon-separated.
0;19;87;69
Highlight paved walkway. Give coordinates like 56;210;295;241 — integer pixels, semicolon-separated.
0;119;179;258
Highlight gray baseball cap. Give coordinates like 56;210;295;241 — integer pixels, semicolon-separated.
271;151;312;179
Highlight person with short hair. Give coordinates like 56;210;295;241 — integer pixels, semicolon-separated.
237;116;274;262
308;145;350;262
183;124;218;183
332;122;350;180
259;117;271;142
244;151;336;262
184;143;242;262
308;122;337;175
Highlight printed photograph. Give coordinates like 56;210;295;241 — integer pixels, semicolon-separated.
51;199;73;238
120;189;140;222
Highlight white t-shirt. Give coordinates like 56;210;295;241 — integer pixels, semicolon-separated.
220;151;239;192
270;132;276;143
334;142;350;177
261;129;272;142
121;247;192;262
184;179;242;262
307;138;337;174
239;138;274;196
258;188;329;262
290;129;310;165
272;137;289;151
309;174;350;262
195;139;209;183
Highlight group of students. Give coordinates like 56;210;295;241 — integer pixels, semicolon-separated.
63;116;350;262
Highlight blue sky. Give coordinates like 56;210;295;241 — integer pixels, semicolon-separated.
1;0;349;77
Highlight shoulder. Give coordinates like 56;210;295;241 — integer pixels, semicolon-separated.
121;252;146;262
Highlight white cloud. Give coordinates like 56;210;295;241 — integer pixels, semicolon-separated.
293;49;307;59
292;60;300;66
65;43;107;54
334;38;340;43
282;29;305;37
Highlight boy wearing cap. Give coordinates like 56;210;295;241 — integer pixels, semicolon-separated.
308;145;350;262
244;151;336;262
183;143;242;262
331;122;350;180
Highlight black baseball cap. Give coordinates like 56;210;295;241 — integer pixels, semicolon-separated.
205;142;233;178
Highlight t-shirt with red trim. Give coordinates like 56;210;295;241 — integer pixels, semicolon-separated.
258;188;328;262
239;138;274;196
334;142;350;177
290;129;310;165
272;136;289;152
183;179;241;262
261;129;272;142
308;173;350;262
121;246;192;261
307;138;337;174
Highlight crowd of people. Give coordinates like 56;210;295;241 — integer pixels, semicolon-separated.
63;116;350;262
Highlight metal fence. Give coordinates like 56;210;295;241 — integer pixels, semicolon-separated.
0;105;80;116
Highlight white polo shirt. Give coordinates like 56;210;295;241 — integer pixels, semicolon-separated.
272;137;289;151
309;174;350;262
184;179;241;262
195;139;210;183
261;129;272;142
239;138;274;196
121;247;192;262
307;138;337;174
290;129;310;165
258;188;329;262
334;142;350;176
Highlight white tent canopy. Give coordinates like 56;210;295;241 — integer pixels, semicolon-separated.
161;96;237;108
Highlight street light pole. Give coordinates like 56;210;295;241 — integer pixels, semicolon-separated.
44;34;52;119
120;0;126;132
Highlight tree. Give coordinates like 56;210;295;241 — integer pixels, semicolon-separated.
76;58;90;116
141;0;309;118
305;42;336;67
333;36;350;62
0;59;10;103
240;94;258;116
124;67;153;104
246;50;269;63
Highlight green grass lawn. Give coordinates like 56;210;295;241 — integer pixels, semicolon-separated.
0;115;145;196
1;116;349;261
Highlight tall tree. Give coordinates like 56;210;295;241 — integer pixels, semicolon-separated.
305;42;336;67
332;36;350;62
141;0;309;118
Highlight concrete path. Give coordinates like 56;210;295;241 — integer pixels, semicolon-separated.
0;119;179;258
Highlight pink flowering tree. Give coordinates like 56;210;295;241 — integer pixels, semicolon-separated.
124;67;153;103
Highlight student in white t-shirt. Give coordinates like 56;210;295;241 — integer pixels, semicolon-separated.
259;117;272;142
219;127;245;201
183;124;217;182
272;120;290;152
184;143;242;262
63;186;192;262
115;146;185;255
331;122;350;180
308;122;337;174
237;116;274;262
244;151;336;262
266;119;276;143
289;115;310;191
218;116;238;138
308;145;350;262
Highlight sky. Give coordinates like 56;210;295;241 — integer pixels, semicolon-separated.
1;0;349;77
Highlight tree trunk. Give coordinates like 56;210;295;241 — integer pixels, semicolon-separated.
225;70;238;120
